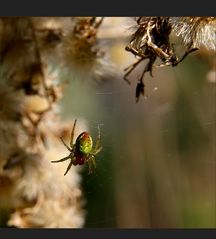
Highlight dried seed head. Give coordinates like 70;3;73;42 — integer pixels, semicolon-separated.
171;17;216;51
61;17;114;82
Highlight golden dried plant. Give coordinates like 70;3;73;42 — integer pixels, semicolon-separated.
0;17;107;228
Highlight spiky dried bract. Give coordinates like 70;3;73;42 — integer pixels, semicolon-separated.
124;17;178;101
171;17;216;52
124;17;215;101
0;17;85;228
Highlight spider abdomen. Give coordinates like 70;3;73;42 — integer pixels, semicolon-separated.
73;153;86;165
75;132;93;154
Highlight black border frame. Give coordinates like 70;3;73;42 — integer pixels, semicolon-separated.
0;0;216;16
1;228;216;239
0;1;216;238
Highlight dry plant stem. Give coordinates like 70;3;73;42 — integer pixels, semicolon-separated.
0;17;90;228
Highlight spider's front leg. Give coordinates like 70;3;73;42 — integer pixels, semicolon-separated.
60;137;73;152
70;119;77;148
64;157;75;176
92;125;102;155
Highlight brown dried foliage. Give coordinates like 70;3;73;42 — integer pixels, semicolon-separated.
0;17;106;228
124;17;215;102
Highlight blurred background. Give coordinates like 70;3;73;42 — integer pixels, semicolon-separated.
0;17;215;228
60;17;216;228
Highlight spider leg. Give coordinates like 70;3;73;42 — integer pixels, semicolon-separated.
87;156;96;174
70;119;77;147
60;137;72;152
92;146;103;155
51;155;70;163
64;159;74;176
91;157;96;169
92;124;102;154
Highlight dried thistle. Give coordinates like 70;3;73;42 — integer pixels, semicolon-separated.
124;17;215;102
171;17;216;52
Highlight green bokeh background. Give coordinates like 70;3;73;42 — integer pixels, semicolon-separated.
60;52;216;227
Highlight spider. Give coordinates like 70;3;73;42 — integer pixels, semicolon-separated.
51;119;102;176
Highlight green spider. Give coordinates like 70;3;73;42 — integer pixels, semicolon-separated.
51;119;102;176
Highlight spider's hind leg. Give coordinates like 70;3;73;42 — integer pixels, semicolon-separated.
64;159;74;176
51;155;70;163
